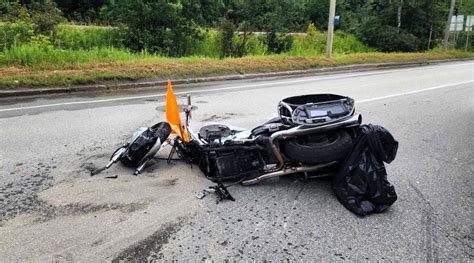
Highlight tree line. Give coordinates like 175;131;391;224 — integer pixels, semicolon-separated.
1;0;473;56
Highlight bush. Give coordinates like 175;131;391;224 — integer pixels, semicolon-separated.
266;32;293;54
218;18;235;58
0;21;35;51
243;34;267;56
0;2;30;22
110;0;201;57
192;30;220;57
454;32;473;51
363;26;422;52
29;0;65;35
288;23;326;56
333;32;373;54
288;23;371;56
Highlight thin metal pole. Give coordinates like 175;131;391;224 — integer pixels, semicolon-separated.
466;30;471;51
326;0;337;58
443;0;456;51
427;24;433;50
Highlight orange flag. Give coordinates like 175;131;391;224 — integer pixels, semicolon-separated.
166;80;190;142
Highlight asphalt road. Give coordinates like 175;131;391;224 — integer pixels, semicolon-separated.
0;61;473;261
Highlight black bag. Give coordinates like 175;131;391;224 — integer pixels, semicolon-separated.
332;125;399;216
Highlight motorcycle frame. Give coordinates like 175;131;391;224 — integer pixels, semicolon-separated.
180;95;362;185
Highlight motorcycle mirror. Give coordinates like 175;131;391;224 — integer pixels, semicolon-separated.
179;95;198;128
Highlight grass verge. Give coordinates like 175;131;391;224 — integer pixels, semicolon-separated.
0;50;473;89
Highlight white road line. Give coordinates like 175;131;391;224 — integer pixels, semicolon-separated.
0;70;407;112
0;63;473;113
358;80;473;104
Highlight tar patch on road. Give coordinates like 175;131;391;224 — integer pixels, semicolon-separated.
31;202;148;223
0;161;55;224
112;217;187;262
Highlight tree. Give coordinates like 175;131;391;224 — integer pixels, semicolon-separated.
110;0;202;56
29;0;65;35
53;0;108;23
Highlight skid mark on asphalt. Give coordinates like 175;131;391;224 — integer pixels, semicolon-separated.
409;181;474;259
409;181;439;262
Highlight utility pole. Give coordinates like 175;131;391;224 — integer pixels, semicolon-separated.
443;0;456;51
326;0;337;58
397;0;403;33
427;24;433;50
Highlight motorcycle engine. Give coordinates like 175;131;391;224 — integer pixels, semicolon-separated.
212;150;262;179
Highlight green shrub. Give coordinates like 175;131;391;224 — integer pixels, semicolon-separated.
0;21;35;51
109;0;202;57
288;22;371;56
333;32;372;54
454;32;473;51
217;18;236;58
359;24;422;52
266;32;293;54
244;34;267;56
191;29;220;58
29;0;65;35
0;2;30;22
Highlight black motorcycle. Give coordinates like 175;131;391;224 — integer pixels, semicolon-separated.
173;94;362;185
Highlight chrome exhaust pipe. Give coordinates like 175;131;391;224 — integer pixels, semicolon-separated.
241;161;338;185
269;113;361;170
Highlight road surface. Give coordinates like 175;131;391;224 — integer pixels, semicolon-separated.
0;61;473;261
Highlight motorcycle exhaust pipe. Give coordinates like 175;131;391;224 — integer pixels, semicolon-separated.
269;113;362;171
241;161;338;185
105;146;127;169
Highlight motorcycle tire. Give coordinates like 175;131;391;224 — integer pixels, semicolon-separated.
280;130;352;164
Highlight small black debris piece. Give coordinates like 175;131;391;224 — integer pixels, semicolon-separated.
209;183;235;203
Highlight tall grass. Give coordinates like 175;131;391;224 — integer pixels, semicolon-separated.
0;23;376;69
290;31;372;56
0;44;148;69
53;24;123;49
191;30;267;58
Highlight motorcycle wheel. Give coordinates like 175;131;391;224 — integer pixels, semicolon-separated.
280;130;352;164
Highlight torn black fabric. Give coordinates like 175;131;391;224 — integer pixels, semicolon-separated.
333;124;399;216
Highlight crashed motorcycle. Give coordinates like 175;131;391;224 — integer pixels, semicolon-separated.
173;93;362;186
106;122;171;175
105;84;398;214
